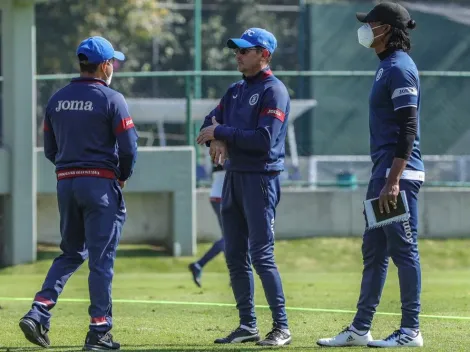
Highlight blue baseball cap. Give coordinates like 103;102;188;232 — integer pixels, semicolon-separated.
76;36;125;64
227;28;277;55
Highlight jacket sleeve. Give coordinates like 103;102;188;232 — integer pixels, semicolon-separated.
43;108;58;165
389;66;419;160
110;92;139;181
389;65;419;111
200;88;230;146
214;85;289;153
201;96;225;129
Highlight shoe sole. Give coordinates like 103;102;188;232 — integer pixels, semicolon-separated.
256;338;292;347
83;344;120;351
367;344;424;348
19;319;49;348
317;341;369;347
214;335;261;344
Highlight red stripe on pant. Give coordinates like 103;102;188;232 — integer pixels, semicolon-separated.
56;168;115;180
34;295;55;307
90;316;108;326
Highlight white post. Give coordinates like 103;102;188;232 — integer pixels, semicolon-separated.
1;0;37;265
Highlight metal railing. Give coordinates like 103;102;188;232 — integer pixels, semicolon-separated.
3;69;467;146
3;69;470;188
4;69;470;81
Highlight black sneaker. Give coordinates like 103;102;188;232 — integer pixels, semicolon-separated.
256;327;292;346
188;263;202;287
83;331;120;351
214;326;260;344
19;317;51;348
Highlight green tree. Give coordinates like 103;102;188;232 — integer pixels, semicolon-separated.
35;0;184;103
156;0;301;99
34;0;301;146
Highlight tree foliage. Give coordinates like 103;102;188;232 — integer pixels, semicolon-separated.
36;0;301;100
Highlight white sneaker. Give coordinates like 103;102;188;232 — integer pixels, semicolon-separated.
317;327;373;347
367;329;423;348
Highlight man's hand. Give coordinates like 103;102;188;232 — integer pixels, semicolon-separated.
118;180;126;189
379;181;399;214
197;117;219;145
210;140;227;165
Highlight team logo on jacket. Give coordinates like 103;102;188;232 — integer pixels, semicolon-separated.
376;68;383;81
55;100;93;112
249;93;259;105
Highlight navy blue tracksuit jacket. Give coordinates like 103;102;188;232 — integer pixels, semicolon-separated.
201;67;290;329
25;77;138;333
203;69;289;172
44;78;138;180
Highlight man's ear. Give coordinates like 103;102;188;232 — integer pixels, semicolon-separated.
384;24;392;35
262;49;270;58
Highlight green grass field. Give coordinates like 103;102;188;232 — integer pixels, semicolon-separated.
1;238;470;351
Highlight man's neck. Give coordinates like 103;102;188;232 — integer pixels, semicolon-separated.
377;47;396;61
243;64;268;78
80;73;103;80
374;44;387;55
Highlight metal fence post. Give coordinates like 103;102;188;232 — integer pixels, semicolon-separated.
185;75;193;146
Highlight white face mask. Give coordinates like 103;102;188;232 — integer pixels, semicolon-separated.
105;70;113;86
357;24;386;48
103;62;113;85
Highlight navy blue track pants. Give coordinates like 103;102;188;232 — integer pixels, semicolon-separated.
221;171;288;330
25;177;126;333
353;178;422;330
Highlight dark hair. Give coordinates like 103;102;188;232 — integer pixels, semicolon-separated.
255;46;272;63
387;20;416;52
78;53;99;74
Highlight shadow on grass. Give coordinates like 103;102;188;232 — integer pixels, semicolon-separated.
111;345;321;351
0;343;327;351
0;344;362;352
0;347;82;351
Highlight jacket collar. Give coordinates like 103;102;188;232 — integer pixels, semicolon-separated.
70;77;108;86
243;66;272;84
378;47;398;61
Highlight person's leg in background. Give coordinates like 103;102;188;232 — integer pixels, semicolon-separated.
76;178;126;351
367;179;423;348
243;172;291;346
189;198;225;287
214;171;260;344
20;179;87;348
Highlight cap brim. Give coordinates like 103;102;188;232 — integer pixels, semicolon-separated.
113;51;125;61
227;38;256;49
356;12;369;23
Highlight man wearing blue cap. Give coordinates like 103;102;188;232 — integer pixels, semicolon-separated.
19;36;138;351
197;28;292;347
